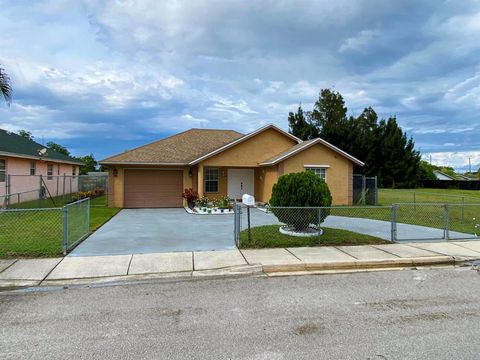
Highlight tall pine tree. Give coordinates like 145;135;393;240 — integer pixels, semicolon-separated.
288;105;318;140
286;89;422;188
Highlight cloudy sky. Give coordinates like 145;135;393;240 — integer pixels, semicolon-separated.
1;0;479;171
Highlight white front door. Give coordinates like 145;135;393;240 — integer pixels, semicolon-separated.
227;169;255;200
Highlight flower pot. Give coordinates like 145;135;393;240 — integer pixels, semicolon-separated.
188;201;195;209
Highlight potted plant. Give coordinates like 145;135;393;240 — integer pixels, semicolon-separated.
182;188;199;209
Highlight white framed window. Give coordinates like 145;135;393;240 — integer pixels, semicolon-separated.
205;168;219;193
305;165;328;182
47;164;54;180
30;161;36;176
0;159;5;183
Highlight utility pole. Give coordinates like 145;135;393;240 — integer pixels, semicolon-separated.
469;157;471;173
429;154;432;165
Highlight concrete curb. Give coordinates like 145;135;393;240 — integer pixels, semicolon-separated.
36;264;264;288
261;256;457;273
0;256;469;290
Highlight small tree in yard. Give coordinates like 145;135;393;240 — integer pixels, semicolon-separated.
269;171;332;231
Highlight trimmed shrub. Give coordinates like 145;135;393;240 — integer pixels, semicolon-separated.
269;171;332;230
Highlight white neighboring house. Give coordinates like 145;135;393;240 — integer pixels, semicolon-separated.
433;170;456;181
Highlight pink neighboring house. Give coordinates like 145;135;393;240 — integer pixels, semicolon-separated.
0;129;82;204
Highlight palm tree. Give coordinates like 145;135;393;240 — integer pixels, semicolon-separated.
0;66;12;105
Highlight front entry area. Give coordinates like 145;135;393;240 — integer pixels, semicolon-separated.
227;168;254;200
124;169;183;208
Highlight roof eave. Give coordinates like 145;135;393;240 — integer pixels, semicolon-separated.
99;161;188;166
0;151;83;165
258;138;365;167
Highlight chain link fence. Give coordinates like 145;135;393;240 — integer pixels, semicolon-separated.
353;175;378;205
233;203;480;247
64;198;90;253
1;174;108;209
378;189;480;206
0;198;90;258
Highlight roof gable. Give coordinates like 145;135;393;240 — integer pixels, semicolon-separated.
0;128;82;164
188;124;301;165
101;129;244;165
259;137;365;166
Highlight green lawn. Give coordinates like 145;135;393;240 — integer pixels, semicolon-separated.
0;205;120;258
378;188;480;205
239;225;388;248
7;194;108;209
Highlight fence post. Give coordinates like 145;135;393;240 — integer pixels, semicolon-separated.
413;192;416;211
444;204;449;241
461;196;464;222
62;205;68;255
362;175;366;205
38;175;42;206
374;176;378;205
391;204;397;242
86;197;91;235
233;203;237;245
318;208;322;241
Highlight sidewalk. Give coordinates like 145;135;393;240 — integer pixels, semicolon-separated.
1;241;480;288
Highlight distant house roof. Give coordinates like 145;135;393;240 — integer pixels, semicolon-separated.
433;170;456;181
457;174;474;181
258;137;365;166
0;129;82;165
101;128;244;165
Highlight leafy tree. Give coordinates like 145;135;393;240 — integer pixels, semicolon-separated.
77;154;98;175
0;67;12;105
288;105;317;140
270;171;332;230
17;130;34;141
46;141;71;156
418;161;436;181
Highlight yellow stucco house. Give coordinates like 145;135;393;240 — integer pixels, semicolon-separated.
100;124;364;208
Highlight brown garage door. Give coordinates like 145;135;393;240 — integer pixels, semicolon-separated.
124;170;183;208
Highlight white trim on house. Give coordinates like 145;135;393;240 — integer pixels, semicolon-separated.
303;164;331;168
188;124;302;166
258;138;364;167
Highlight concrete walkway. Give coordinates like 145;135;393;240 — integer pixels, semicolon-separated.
1;241;480;288
251;209;474;241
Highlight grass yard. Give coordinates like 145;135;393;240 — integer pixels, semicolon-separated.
7;193;108;209
239;225;388;248
378;188;480;206
0;205;120;258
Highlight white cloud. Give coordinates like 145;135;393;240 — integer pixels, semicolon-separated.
424;151;480;171
339;30;378;53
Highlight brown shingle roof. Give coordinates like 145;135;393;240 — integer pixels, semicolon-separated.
101;129;244;164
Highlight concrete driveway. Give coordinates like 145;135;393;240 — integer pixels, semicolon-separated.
71;209;235;256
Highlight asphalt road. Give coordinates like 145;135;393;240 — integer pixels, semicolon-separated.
1;268;479;359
